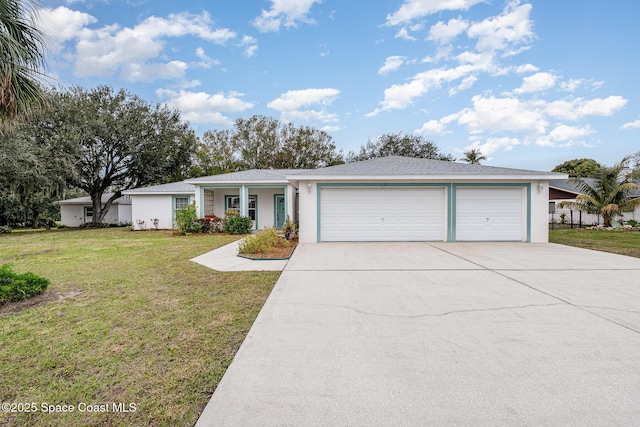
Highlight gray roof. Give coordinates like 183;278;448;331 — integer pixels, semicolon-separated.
186;169;311;183
123;181;195;195
550;178;640;197
288;156;565;178
57;193;131;205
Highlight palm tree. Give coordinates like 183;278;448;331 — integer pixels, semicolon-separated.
462;148;487;165
0;0;48;130
559;156;640;227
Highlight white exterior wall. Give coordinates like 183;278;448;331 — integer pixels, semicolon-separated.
530;181;549;243
298;180;318;243
298;180;550;243
130;195;175;230
117;204;132;225
60;205;86;227
60;203;130;227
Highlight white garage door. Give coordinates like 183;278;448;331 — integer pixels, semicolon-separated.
456;187;524;241
321;187;445;241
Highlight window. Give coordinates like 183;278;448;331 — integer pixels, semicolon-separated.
226;195;257;221
174;197;189;210
84;207;93;218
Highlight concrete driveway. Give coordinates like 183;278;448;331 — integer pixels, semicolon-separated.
197;242;640;426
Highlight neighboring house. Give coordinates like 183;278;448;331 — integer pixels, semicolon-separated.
549;179;640;225
124;156;564;243
58;194;132;227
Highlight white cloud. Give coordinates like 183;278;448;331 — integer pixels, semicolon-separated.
40;9;239;83
36;6;97;53
514;63;539;73
252;0;321;32
268;88;340;124
428;18;469;44
457;95;547;135
622;118;640;129
547;124;594;141
156;89;254;126
194;47;220;69
513;72;556;94
386;0;485;26
545;96;627;121
414;114;458;135
464;137;520;157
449;75;477;95
378;56;406;75
467;2;534;55
239;35;258;57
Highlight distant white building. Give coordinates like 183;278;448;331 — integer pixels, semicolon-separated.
58;194;132;227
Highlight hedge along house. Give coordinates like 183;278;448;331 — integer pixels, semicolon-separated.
185;169;308;231
287;156;566;243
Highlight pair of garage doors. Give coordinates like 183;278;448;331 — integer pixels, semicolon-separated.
320;187;525;242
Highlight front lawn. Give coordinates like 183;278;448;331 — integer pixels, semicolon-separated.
0;228;279;426
549;227;640;258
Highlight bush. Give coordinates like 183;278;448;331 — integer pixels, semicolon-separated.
628;220;638;227
80;222;109;228
238;227;281;254
0;264;50;304
198;215;226;234
174;203;202;235
0;225;11;234
224;215;253;234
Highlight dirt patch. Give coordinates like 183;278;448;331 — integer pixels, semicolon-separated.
0;289;82;315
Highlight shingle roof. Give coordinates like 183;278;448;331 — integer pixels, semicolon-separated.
57;193;131;205
123;181;195;194
186;169;311;183
287;156;564;178
550;178;640;197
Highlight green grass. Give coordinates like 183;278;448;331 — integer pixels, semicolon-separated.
549;227;640;258
0;228;280;426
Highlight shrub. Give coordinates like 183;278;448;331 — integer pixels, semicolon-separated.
174;203;202;235
199;215;226;233
225;209;239;218
282;215;297;240
80;222;110;228
238;227;280;254
224;215;253;234
0;264;50;304
628;220;638;227
0;225;11;234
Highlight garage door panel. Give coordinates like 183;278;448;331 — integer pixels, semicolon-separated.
456;187;524;241
321;187;444;242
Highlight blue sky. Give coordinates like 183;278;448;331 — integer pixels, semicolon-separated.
36;0;640;171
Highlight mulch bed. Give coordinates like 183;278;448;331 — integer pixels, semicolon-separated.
239;236;298;260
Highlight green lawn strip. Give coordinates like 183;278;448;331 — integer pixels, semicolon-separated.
0;228;279;426
549;228;640;258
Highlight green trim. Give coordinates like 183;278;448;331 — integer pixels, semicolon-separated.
315;182;532;243
451;183;531;242
316;183;451;243
225;194;258;230
171;195;191;227
198;185;241;218
274;194;285;229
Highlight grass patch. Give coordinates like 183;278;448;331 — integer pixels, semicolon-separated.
0;228;279;426
549;227;640;258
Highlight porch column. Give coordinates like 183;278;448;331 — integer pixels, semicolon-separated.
240;185;248;216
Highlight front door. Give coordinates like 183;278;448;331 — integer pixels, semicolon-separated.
275;195;285;229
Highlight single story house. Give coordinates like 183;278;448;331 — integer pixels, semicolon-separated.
549;179;640;225
58;193;132;227
124;156;565;243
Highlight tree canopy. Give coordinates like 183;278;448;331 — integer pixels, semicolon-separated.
0;0;48;130
462;148;487;165
63;86;197;222
558;157;640;227
191;115;343;176
346;133;454;162
552;158;602;178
